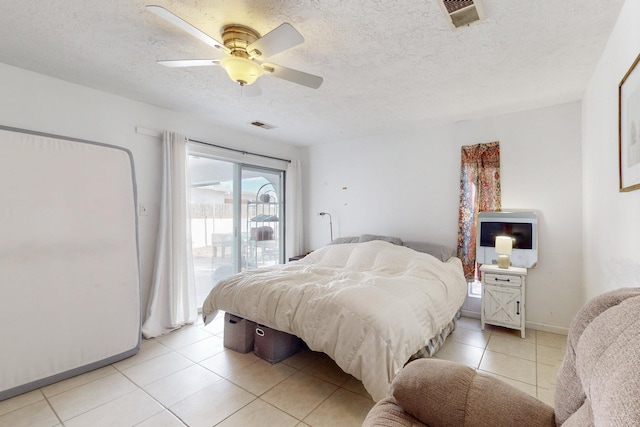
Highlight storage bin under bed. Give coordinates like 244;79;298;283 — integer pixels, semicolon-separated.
254;324;303;363
223;313;256;353
223;313;303;362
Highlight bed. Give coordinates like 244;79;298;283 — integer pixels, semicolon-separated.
202;237;467;401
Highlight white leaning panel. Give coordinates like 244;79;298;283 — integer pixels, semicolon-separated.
0;126;140;401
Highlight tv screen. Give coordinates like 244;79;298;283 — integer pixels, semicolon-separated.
479;222;533;250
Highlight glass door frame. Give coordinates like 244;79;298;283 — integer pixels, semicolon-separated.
188;146;286;276
237;164;285;270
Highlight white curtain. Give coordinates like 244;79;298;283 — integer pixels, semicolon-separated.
285;159;303;259
142;131;197;338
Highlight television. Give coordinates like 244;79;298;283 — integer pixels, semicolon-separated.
476;211;538;268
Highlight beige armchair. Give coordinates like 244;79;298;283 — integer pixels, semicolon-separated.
363;287;640;426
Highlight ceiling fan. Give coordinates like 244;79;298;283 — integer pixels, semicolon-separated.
146;5;323;93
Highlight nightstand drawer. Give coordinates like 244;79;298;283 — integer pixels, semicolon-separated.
483;273;522;287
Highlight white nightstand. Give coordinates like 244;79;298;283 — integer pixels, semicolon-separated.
480;264;527;338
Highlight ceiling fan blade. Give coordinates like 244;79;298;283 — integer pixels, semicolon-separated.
157;59;220;67
156;59;220;67
146;5;230;54
262;63;323;89
247;23;304;59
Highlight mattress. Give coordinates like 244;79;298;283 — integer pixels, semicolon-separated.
0;126;141;401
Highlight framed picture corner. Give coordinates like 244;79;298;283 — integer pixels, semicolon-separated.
618;52;640;192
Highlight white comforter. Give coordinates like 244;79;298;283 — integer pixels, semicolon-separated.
202;240;467;401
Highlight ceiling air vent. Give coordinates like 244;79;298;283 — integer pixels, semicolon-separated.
249;121;277;130
437;0;485;30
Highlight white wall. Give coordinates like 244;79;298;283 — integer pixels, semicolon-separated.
0;62;301;314
582;0;640;298
304;102;583;332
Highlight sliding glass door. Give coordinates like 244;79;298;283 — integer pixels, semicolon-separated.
241;167;284;271
189;155;284;308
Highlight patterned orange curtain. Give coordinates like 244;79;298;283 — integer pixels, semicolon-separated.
457;142;501;279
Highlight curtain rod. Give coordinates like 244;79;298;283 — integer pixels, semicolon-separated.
134;127;292;163
189;138;292;164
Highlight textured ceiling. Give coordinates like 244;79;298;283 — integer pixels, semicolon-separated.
0;0;625;146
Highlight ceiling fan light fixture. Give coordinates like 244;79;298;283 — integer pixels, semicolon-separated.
220;56;263;86
147;7;322;90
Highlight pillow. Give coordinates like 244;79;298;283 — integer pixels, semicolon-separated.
328;236;360;245
403;241;457;261
358;234;403;246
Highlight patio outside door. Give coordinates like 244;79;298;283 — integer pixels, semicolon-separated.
189;155;284;308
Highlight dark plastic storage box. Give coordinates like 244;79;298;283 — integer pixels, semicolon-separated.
254;324;303;363
223;313;256;353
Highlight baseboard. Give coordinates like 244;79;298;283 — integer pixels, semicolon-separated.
525;320;569;335
460;309;568;335
460;309;480;319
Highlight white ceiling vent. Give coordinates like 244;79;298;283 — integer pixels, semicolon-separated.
437;0;485;30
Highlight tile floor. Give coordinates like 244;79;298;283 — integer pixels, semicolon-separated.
0;315;566;427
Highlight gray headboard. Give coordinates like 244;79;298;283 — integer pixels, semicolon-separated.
329;234;457;261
